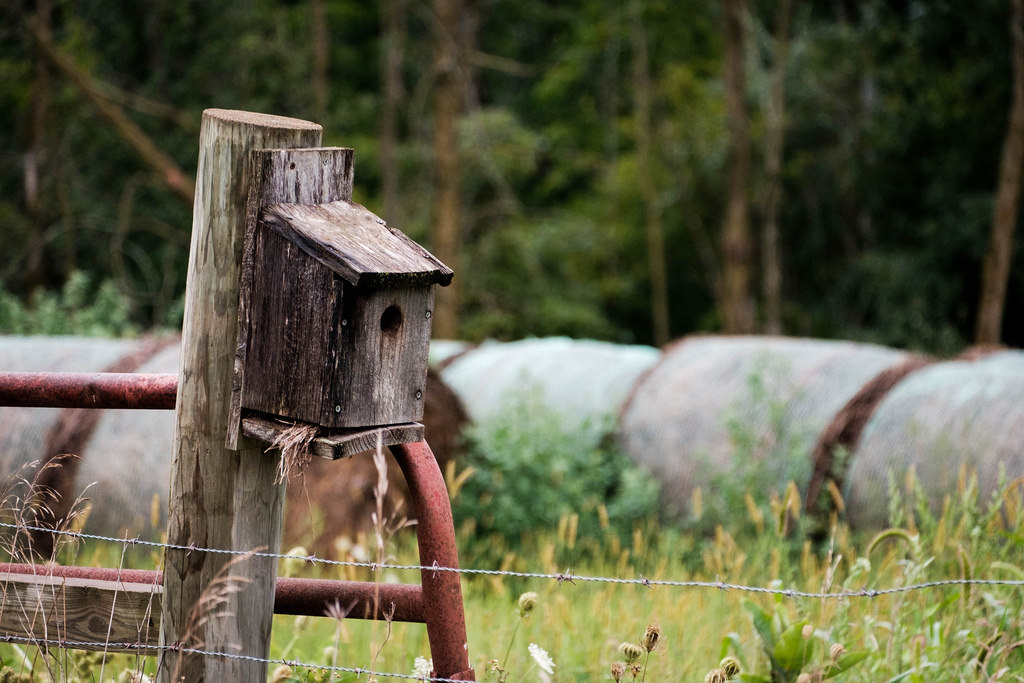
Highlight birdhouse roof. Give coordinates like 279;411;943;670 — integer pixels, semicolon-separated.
259;200;453;288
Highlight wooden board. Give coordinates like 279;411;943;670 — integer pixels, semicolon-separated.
325;286;433;427
241;414;424;460
236;226;336;425
227;147;355;449
160;109;324;683
0;572;161;655
261;201;453;288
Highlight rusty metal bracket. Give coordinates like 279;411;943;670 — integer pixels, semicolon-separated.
391;440;475;680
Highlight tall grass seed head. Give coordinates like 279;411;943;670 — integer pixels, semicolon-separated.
719;656;741;678
117;673;153;683
618;642;645;664
641;624;660;652
270;665;293;683
705;668;727;683
282;546;308;577
610;662;626;682
517;591;539;617
829;643;846;662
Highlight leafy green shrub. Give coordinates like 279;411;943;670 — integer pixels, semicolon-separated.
450;386;661;562
740;599;868;682
0;271;138;337
690;358;815;541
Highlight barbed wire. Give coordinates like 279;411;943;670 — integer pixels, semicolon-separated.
0;632;460;682
3;520;1024;600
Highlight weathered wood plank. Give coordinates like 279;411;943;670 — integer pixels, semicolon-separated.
261;201;454;288
238;226;336;424
329;286;434;427
159;110;323;683
241;415;424;460
0;572;161;655
227;147;354;449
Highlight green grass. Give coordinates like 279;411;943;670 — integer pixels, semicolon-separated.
1;468;1024;681
268;467;1024;683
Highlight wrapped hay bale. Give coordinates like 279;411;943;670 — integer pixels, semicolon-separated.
440;337;660;445
804;356;932;518
75;343;179;537
844;351;1024;529
619;336;913;516
0;336;144;482
428;339;473;368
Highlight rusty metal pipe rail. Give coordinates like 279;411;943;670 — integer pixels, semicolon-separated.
0;563;424;622
0;373;474;678
0;372;177;410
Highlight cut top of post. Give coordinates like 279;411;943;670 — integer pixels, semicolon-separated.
261;201;454;288
203;108;323;132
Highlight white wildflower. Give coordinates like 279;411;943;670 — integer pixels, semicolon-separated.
412;656;433;681
528;643;555;675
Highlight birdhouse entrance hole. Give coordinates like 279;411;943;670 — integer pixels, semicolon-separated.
381;306;403;333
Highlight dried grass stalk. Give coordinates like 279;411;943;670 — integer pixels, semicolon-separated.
270;422;320;484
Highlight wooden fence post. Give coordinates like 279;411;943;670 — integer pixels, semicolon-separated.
157;109;322;682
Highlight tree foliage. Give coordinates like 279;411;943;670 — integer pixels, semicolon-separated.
2;0;1022;351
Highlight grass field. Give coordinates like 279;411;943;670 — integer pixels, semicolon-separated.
2;464;1022;683
262;475;1024;683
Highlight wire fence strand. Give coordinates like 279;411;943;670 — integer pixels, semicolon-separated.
4;520;1024;599
0;631;466;682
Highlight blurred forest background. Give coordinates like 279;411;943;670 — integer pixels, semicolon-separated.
2;0;1024;353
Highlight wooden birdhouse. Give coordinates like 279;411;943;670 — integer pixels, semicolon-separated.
226;147;452;456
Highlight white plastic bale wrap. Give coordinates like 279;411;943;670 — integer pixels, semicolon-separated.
76;344;178;537
439;337;660;444
0;336;143;481
844;351;1024;529
619;336;913;515
428;339;472;368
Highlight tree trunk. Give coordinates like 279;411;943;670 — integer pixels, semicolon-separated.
431;0;465;339
30;21;195;205
380;0;407;223
311;0;329;123
24;0;51;294
629;0;670;346
977;0;1024;344
761;0;792;335
602;0;622;169
720;0;755;334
